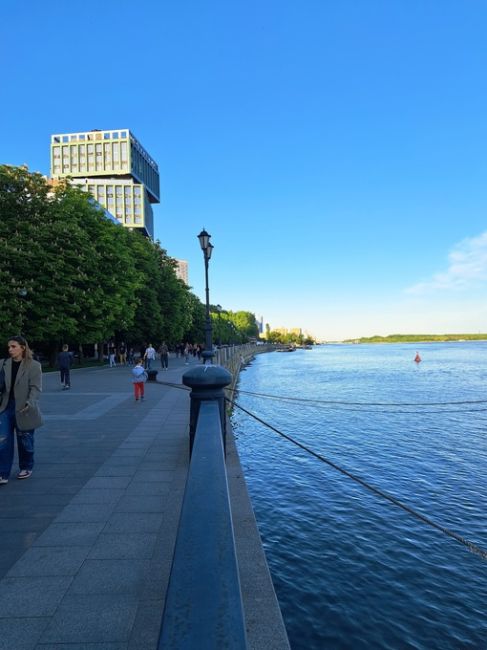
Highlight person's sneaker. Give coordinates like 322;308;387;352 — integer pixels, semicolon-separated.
140;396;144;401
0;477;8;485
17;470;32;480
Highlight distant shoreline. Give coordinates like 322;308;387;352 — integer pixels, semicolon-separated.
342;334;487;344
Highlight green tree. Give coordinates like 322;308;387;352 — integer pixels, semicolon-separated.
228;311;259;341
154;244;192;343
0;166;142;351
182;293;206;343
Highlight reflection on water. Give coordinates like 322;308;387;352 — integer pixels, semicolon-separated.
233;343;487;650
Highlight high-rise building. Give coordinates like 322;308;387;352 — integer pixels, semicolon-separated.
174;259;189;285
50;128;160;238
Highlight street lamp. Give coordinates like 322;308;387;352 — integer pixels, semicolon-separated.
197;228;214;363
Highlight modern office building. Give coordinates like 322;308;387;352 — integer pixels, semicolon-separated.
174;259;189;285
50;128;160;238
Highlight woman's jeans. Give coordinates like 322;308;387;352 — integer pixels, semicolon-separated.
0;398;35;478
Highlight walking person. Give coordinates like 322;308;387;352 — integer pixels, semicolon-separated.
118;342;127;366
108;344;117;367
159;342;169;370
144;343;156;370
184;343;191;365
127;347;135;366
58;343;72;390
131;359;147;402
0;336;43;485
139;344;147;367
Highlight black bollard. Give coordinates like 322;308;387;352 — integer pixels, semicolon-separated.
182;364;232;456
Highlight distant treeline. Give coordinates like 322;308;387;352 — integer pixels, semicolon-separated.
345;334;487;343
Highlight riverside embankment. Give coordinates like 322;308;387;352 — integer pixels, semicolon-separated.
0;349;289;649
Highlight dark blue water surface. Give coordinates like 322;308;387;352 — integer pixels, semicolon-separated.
232;343;487;649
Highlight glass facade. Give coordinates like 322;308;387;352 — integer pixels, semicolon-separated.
50;129;160;238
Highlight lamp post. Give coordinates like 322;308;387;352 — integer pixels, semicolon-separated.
197;228;214;363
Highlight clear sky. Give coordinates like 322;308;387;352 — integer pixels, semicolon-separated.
2;1;487;340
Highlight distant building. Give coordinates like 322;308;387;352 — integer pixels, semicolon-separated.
50;128;160;238
174;259;189;285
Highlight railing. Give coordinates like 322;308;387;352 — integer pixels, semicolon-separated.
215;343;274;391
158;365;248;649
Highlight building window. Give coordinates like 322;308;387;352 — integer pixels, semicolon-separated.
104;133;110;139
121;131;127;137
113;131;119;139
62;136;69;142
79;134;86;141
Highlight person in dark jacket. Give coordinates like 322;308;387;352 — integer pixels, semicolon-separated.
58;344;72;390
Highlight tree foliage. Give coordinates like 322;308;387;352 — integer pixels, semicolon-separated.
0;165;194;352
0;165;306;355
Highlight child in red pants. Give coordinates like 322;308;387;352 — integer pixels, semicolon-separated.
131;359;147;401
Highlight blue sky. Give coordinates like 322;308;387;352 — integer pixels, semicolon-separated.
2;1;487;340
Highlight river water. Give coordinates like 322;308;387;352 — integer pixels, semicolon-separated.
232;343;487;649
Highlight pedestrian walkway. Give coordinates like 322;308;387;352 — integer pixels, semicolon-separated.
0;356;289;649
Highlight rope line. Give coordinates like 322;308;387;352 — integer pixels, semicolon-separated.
155;379;191;391
228;397;487;561
229;387;487;408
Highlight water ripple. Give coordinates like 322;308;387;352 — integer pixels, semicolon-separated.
233;343;487;649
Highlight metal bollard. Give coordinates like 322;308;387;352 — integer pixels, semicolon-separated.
182;364;232;455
